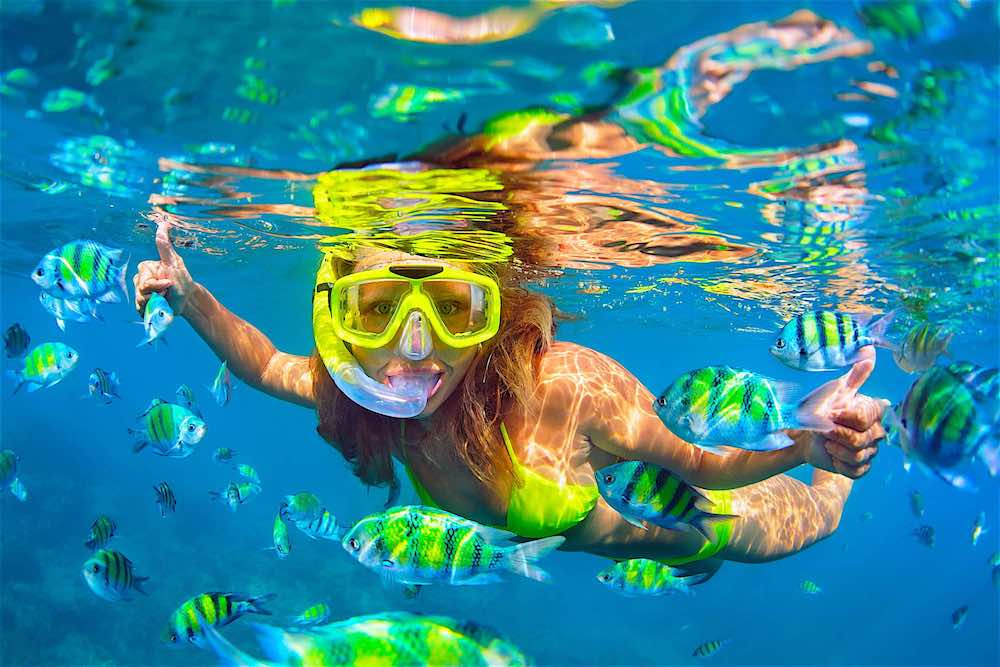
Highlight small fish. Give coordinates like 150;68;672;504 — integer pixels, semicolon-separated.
86;368;121;404
138;293;173;347
212;447;237;463
888;366;999;489
342;505;565;586
595;461;737;536
38;293;98;330
293;602;333;626
295;509;346;541
175;384;202;417
209;361;232;407
655;366;834;450
84;515;117;550
596;559;702;597
370;84;465;121
0;450;27;502
280;492;323;523
154;482;177;517
951;605;969;629
128;399;207;458
972;512;986;546
233;464;259;484
909;490;924;518
771;310;896;371
210;481;261;512
3;323;30;357
860;511;874;521
893;323;953;373
161;592;275;648
82;549;149;601
269;513;290;559
693;639;731;658
801;579;822;595
913;525;936;547
989;551;1000;567
7;342;79;393
32;239;128;302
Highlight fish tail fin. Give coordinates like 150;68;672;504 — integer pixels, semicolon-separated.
979;438;1000;478
244;593;277;616
504;536;565;582
115;256;130;302
690;512;739;543
868;309;898;351
196;610;265;667
6;370;24;394
789;379;838;433
128;428;148;453
9;478;27;502
133;575;150;596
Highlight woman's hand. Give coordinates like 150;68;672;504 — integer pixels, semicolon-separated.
133;222;195;317
793;354;889;479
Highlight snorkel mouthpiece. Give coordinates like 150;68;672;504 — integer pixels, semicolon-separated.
332;359;428;418
397;310;433;361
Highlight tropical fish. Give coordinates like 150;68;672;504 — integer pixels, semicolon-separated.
913;525;935;547
32;239;128;302
280;492;323;523
138;293;173;347
370;84;465;121
990;551;1000;567
801;579;822;595
893;323;953;373
212;447;237;463
128;399;207;458
3;323;29;357
175;384;202;417
38;292;98;330
292;602;333;626
233;463;259;484
595;461;737;536
210;481;261;512
198;610;529;666
161;592;275;648
86;368;121;404
971;512;986;546
295;509;346;541
0;450;27;502
654;366;834;450
7;342;79;393
209;361;232;407
154;482;177;517
84;515;116;550
951;605;969;629
888;366;999;489
596;559;702;597
342;505;565;586
860;511;874;521
693;639;731;658
946;361;999;403
270;513;290;559
82;549;149;601
770;310;896;371
909;490;924;518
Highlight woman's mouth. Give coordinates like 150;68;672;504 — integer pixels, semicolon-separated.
386;371;444;398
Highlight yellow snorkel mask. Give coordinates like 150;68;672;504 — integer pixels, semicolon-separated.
313;254;501;417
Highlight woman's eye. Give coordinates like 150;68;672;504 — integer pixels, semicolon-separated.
373;302;393;316
437;301;460;316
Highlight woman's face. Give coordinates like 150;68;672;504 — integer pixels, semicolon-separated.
348;252;482;418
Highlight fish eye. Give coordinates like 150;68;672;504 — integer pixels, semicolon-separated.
158;311;167;318
598;573;611;582
348;538;360;551
603;474;614;485
187;424;195;432
169;633;178;643
35;268;44;277
655;396;666;407
91;564;100;573
775;339;785;349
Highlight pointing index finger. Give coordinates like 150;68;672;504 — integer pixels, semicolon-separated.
155;220;180;267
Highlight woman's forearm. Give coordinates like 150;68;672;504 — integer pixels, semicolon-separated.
682;434;809;490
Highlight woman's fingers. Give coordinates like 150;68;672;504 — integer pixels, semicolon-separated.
832;458;872;479
833;395;889;432
825;440;879;466
155;220;181;267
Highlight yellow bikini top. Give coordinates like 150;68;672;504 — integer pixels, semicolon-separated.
403;423;599;539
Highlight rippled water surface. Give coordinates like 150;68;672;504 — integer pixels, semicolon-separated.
1;1;999;665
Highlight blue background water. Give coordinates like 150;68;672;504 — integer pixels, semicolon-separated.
2;1;999;665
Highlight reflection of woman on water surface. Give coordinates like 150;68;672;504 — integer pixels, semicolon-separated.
136;11;887;578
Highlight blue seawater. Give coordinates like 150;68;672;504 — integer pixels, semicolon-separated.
1;1;998;665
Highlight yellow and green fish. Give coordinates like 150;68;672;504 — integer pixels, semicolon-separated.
596;559;703;597
32;239;128;303
210;481;261;512
129;399;207;458
270;513;291;560
161;592;275;648
84;515;116;550
292;602;333;626
7;342;79;393
893;322;953;373
0;450;27;502
771;310;896;371
82;549;149;601
280;492;323;523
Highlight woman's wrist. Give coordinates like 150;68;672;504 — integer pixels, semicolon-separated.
180;281;207;321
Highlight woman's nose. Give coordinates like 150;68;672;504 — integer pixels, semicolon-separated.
396;310;433;361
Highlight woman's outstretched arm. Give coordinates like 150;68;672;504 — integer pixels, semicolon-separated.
133;222;315;408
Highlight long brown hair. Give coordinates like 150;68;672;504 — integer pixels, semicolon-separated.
311;256;556;496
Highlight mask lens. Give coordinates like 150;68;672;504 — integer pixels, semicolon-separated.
341;280;409;335
423;280;489;337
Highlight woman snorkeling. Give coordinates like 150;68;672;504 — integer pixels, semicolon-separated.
134;10;887;578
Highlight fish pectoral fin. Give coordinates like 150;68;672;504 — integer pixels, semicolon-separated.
620;513;648;531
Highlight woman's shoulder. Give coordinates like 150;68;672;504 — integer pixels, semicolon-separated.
539;341;624;376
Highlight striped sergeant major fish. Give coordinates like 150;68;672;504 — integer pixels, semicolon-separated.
209;481;261;512
31;239;128;303
595;461;737;537
294;508;346;541
693;638;731;658
7;342;79;393
596;559;705;597
209;360;232;407
86;368;121;404
3;323;29;358
154;482;176;517
84;515;116;550
129;399;206;458
292;602;333;626
771;310;896;371
161;592;275;648
0;450;27;502
82;549;149;601
893;322;953;373
946;361;999;404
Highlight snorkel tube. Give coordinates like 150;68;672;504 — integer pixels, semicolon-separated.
313;255;428;418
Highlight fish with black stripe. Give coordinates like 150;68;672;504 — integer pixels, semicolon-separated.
128;398;206;458
597;559;705;597
295;508;347;541
154;482;176;517
342;505;565;586
654;366;835;450
771;310;896;371
268;513;290;559
84;515;117;550
82;549;149;601
893;322;953;373
209;481;261;512
7;342;79;393
3;323;29;358
161;592;275;648
693;639;731;658
595;461;737;537
31;239;128;303
946;361;999;403
292;602;333;626
86;368;121;404
0;450;27;502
